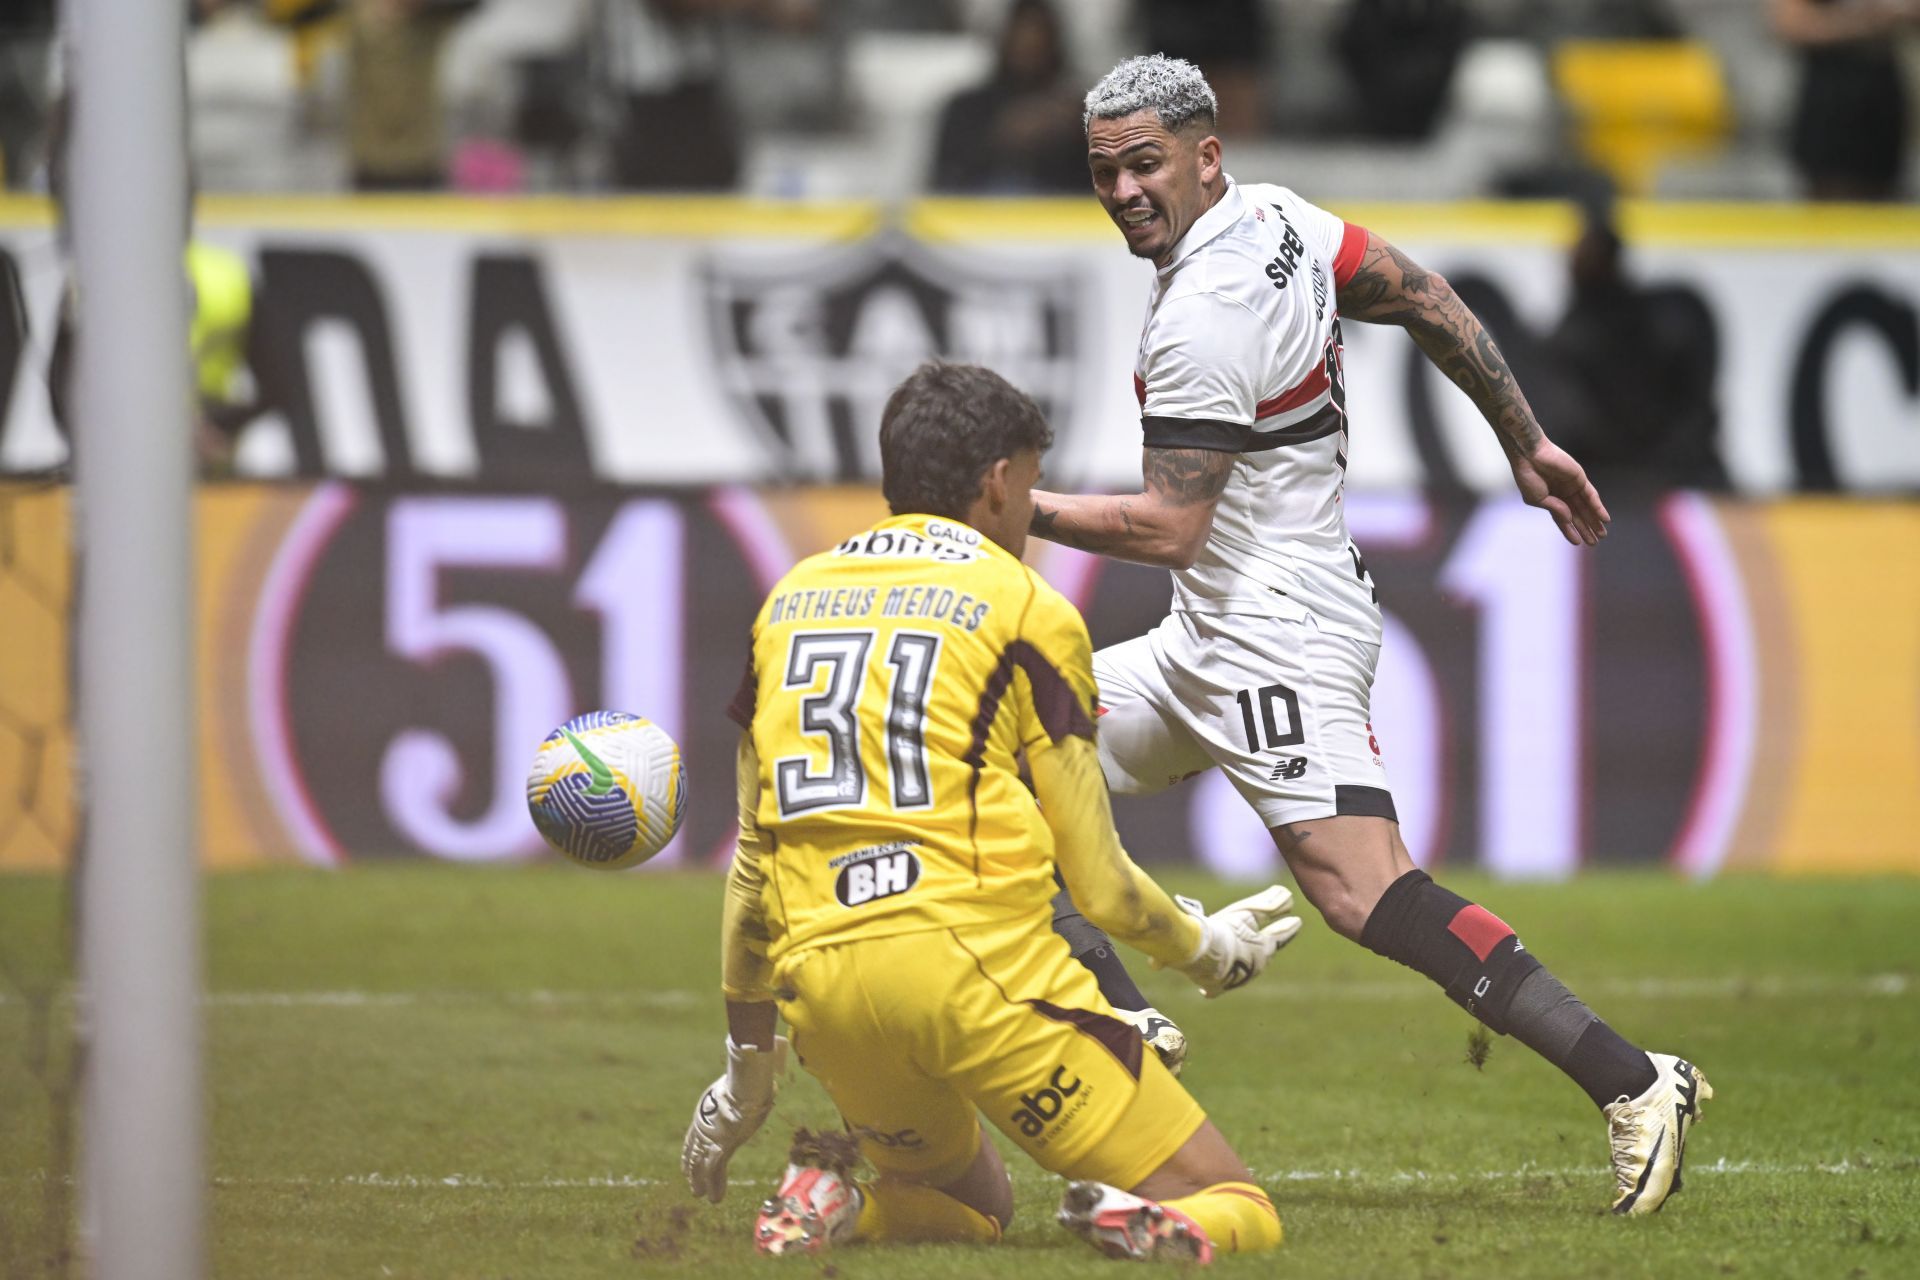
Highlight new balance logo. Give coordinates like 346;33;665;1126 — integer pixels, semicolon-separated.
1268;756;1308;782
1009;1066;1082;1137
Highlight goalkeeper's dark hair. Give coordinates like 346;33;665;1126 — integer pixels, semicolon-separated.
879;361;1053;520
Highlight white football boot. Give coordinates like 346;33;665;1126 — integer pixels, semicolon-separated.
754;1131;862;1255
1115;1006;1189;1077
1605;1052;1712;1215
1058;1181;1214;1264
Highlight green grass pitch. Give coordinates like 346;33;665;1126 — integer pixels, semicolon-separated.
3;867;1918;1278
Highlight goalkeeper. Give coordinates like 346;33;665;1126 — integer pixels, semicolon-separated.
681;361;1296;1263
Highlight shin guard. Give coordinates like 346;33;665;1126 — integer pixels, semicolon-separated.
1358;869;1541;1034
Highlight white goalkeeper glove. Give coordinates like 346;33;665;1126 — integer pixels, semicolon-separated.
682;1034;789;1203
1164;885;1302;998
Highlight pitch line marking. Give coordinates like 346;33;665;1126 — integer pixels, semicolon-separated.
167;1157;1908;1192
13;1158;1912;1193
1;975;1908;1009
1252;1156;1919;1185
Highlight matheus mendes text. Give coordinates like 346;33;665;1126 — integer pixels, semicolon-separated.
765;585;993;632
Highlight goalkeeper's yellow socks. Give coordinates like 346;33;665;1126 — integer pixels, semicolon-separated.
852;1178;1002;1244
1160;1180;1283;1254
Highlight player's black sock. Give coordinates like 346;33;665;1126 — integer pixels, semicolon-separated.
1050;885;1149;1011
1566;1019;1660;1108
1359;869;1655;1108
1073;942;1150;1011
1507;966;1658;1108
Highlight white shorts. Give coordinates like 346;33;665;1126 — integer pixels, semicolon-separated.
1092;611;1396;829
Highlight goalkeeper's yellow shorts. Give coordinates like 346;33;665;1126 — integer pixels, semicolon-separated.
773;914;1206;1189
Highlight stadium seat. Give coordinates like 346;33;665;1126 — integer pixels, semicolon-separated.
848;32;992;201
1553;40;1732;195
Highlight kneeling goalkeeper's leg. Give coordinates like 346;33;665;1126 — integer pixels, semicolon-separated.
1051;884;1189;1073
852;1122;1008;1244
758;1127;1005;1254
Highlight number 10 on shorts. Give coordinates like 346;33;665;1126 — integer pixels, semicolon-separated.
1234;683;1303;753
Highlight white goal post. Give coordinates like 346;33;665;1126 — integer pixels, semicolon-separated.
69;1;204;1276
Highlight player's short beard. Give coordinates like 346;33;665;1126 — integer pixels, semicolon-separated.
1118;205;1165;260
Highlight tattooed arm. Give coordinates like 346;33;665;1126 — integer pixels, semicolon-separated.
1029;446;1235;569
1338;231;1611;546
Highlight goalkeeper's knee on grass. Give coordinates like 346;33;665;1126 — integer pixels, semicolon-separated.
853;1179;1003;1244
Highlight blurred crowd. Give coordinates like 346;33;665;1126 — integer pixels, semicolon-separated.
6;0;1914;489
0;0;1910;202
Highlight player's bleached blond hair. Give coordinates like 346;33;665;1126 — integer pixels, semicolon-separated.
1083;54;1218;134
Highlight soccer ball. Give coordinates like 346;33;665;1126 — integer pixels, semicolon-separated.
525;711;686;870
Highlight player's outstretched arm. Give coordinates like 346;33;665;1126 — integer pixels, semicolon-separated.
684;734;787;1203
1029;734;1299;996
1029;445;1235;569
1337;230;1611;546
682;1003;787;1202
720;732;777;1004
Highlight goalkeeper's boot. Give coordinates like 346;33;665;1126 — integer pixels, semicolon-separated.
1115;1006;1189;1077
1058;1181;1213;1264
754;1129;861;1255
1605;1053;1712;1215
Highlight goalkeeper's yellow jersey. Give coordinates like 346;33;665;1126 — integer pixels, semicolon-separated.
726;513;1100;963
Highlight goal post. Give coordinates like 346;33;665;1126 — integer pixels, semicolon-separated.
68;1;204;1276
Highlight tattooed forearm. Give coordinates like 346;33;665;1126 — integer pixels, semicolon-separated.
1409;296;1543;455
1029;501;1107;553
1026;454;1228;568
1142;447;1236;506
1338;236;1544;456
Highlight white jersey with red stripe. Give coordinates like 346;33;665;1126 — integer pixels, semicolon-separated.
1133;178;1380;644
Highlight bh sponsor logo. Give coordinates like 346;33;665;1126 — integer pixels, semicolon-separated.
832;842;922;907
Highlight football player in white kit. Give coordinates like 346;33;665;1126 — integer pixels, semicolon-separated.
1029;55;1711;1217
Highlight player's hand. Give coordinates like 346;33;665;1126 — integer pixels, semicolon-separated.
1163;885;1302;998
1508;437;1611;547
682;1035;789;1203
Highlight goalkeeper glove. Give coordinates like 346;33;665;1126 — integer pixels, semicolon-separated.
1163;885;1302;998
682;1034;788;1203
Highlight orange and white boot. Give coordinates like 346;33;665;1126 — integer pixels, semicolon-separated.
1057;1180;1214;1264
754;1129;863;1256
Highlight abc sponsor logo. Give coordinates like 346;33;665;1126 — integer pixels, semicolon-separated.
1009;1065;1088;1140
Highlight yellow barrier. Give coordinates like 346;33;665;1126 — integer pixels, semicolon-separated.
1;195;1918;249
